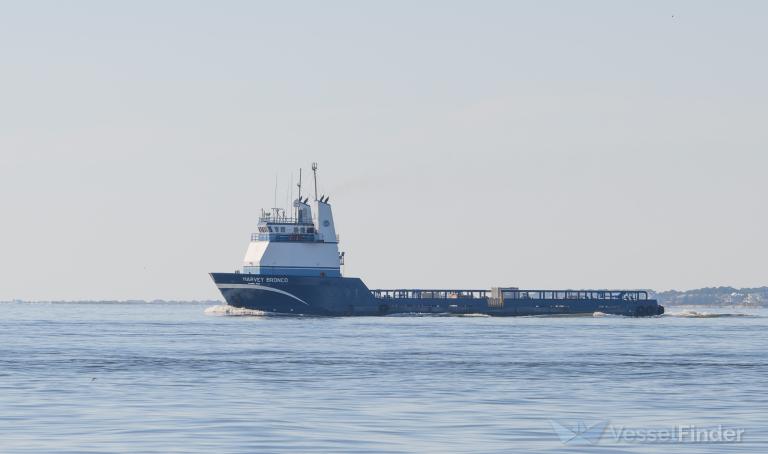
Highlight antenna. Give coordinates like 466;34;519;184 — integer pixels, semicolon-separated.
273;173;278;211
297;168;302;202
311;162;318;201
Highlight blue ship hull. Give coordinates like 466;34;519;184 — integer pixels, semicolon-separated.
210;273;664;317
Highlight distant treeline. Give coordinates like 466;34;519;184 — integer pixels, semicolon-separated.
2;300;222;304
651;287;768;306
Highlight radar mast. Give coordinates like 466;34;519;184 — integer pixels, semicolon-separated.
312;162;319;201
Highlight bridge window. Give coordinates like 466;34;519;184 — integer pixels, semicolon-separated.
268;226;273;232
280;227;285;233
294;227;298;233
308;227;314;233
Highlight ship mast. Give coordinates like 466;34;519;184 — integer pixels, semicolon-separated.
296;168;302;219
312;162;318;201
297;168;302;201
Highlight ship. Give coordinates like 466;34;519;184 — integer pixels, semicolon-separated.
210;164;664;317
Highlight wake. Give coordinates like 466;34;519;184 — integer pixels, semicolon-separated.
664;309;756;318
204;305;267;316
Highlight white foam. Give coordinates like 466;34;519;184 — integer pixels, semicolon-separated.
204;305;267;316
665;309;751;318
593;311;629;318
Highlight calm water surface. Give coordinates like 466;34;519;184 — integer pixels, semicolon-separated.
0;302;766;453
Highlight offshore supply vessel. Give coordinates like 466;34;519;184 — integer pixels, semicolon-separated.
210;164;664;317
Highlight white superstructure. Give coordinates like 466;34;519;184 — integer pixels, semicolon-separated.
241;164;343;277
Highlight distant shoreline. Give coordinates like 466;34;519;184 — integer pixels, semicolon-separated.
0;300;223;305
652;286;768;307
4;286;767;307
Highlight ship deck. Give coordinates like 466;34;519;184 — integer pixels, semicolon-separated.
372;289;652;301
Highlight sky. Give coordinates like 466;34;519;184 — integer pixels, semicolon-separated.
1;1;766;300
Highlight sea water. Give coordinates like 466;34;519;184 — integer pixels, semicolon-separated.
0;302;766;453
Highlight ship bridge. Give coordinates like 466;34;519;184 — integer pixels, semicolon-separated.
253;209;318;243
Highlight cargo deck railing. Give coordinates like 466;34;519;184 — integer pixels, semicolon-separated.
372;289;651;301
497;289;650;301
372;289;489;299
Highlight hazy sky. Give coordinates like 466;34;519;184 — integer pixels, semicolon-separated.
1;1;766;300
